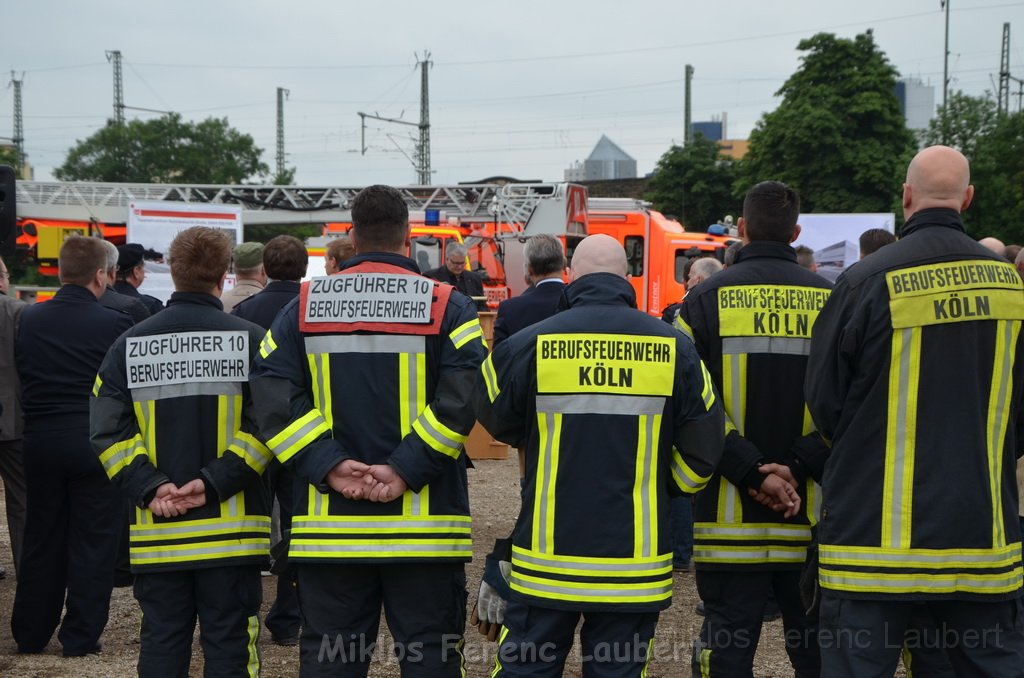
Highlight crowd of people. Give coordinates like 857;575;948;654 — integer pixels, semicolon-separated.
0;144;1022;677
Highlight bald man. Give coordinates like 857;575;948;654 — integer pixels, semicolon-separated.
474;233;724;677
807;146;1024;677
979;236;1007;258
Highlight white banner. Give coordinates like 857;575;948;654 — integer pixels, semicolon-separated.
127;201;244;303
303;274;434;324
126;331;249;389
793;213;895;282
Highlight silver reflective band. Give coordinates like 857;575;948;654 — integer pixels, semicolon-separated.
414;412;464;452
510;575;672;599
131;381;243;400
695;525;811;539
820;546;1023;566
694;548;806;561
671;455;703;491
102;440;145;473
638;414;654;558
513;551;671;573
293;519;470;530
888;327;914;549
722;336;812;356
450;324;481;347
131;541;268;560
535;394;665;416
232;436;274;470
132;519;271;538
819;570;1023;591
271;413;328;457
290;542;469;553
304;335;425;355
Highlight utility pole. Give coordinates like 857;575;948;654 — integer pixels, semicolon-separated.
999;23;1011;114
276;87;289;179
106;50;125;125
941;0;950;113
684;64;694;144
417;52;432;185
9;72;24;176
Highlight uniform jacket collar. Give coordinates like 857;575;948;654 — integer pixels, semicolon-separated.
340;252;420;274
899;208;965;238
167;291;223;310
563;273;637;309
733;240;798;264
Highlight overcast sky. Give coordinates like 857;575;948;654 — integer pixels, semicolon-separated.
3;0;1022;187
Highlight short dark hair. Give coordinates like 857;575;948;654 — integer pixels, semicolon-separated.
59;235;108;287
327;235;354;267
742;181;800;243
524;234;565;277
168;227;232;293
1004;244;1021;264
794;245;816;270
724;241;743;267
859;228;896;257
263;235;308;281
351;185;409;252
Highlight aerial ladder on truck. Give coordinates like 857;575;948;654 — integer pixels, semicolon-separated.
12;180;588;303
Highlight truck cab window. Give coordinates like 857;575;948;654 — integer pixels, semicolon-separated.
624;236;644;277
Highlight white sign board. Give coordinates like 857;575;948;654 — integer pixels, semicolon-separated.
126;331;249;389
793;213;895;282
303;274;434;324
127;201;244;303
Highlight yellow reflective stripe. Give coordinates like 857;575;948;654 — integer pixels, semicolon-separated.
819;542;1022;568
532;412;561;554
988;319;1018;548
92;374;102;396
229;431;274;474
259;330;277;359
693;545;808;563
693;522;812;541
246;614;260;678
698;360;715;411
671;448;712;494
512;546;671;577
819;566;1024;595
99;435;147;478
883;327;920;549
510;570;672;604
802;404;815;436
674;316;694;343
807;479;821;526
130;538;269;564
135;399;157;466
308;351;334;431
449;318;484;349
289;538;471;558
267;409;331;462
131;517;271;541
700;648;711;677
722;352;746;434
630;414;660;559
491;626;509;678
716;476;743;525
640;637;653;677
412;406;467;460
481;354;501;402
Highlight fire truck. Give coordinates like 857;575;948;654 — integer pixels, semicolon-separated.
12;180;588;307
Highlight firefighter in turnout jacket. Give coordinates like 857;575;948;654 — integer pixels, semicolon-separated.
91;228;272;678
476;234;724;677
250;185;488;677
806;146;1024;676
677;182;830;677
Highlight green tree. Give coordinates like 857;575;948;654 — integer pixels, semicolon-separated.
56;113;269;184
970;111;1024;242
741;31;915;213
647;134;741;230
922;91;998;165
0;146;18;169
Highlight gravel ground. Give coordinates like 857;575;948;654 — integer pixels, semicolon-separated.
0;456;830;677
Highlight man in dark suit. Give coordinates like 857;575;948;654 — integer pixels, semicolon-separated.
492;234;566;346
424;242;485;305
13;236;133;656
99;241;150;324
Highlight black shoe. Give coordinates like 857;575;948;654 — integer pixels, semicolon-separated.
0;565;7;580
272;634;299;647
695;601;705;616
63;642;101;657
